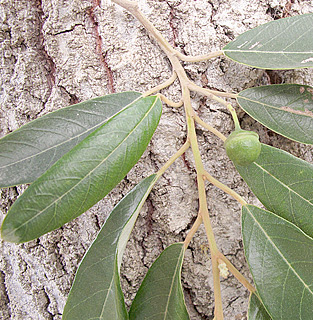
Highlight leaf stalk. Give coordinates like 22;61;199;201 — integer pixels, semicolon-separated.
175;50;224;62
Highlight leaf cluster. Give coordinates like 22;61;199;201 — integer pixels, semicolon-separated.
0;5;313;320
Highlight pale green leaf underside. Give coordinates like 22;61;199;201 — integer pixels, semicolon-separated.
1;96;162;243
62;174;157;320
248;293;272;320
236;144;313;238
237;84;313;145
129;243;189;320
0;91;141;188
223;13;313;69
242;205;313;320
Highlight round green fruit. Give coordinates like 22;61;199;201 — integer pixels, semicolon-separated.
224;130;261;166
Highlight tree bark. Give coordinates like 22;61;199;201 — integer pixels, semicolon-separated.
0;0;312;319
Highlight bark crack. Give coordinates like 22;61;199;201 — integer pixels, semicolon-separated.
54;24;84;35
0;271;12;319
87;1;115;94
166;1;180;48
42;287;54;320
59;86;80;105
36;0;57;92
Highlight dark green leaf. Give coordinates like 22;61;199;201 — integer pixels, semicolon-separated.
129;243;189;320
223;14;313;69
242;205;313;320
0;91;141;187
62;174;157;320
248;293;272;320
1;96;162;243
236;144;313;238
237;84;313;144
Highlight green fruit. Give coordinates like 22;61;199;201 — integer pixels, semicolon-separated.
224;129;261;166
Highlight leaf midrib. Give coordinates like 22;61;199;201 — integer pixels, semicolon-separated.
224;50;313;54
238;96;313;119
163;246;184;320
99;277;115;320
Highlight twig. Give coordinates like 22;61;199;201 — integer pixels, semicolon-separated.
218;253;256;293
142;72;178;97
184;215;202;248
193;114;227;142
158;94;183;108
203;171;247;206
188;82;238;99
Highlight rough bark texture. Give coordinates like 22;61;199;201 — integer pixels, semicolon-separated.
0;0;312;319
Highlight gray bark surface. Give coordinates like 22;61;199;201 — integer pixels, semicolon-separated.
0;0;312;319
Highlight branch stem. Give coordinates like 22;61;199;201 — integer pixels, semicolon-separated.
183;87;223;319
211;254;224;320
110;2;249;319
112;0;177;58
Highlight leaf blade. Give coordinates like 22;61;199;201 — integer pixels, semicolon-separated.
1;96;162;243
62;174;157;320
242;205;313;320
237;84;313;144
0;91;141;187
223;14;313;69
236;144;313;238
129;243;189;320
248;293;272;320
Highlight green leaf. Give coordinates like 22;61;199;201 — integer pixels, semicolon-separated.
236;144;313;238
237;84;313;145
129;243;189;320
0;91;141;188
1;96;162;243
62;174;157;320
242;205;313;320
223;14;313;69
248;293;272;320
